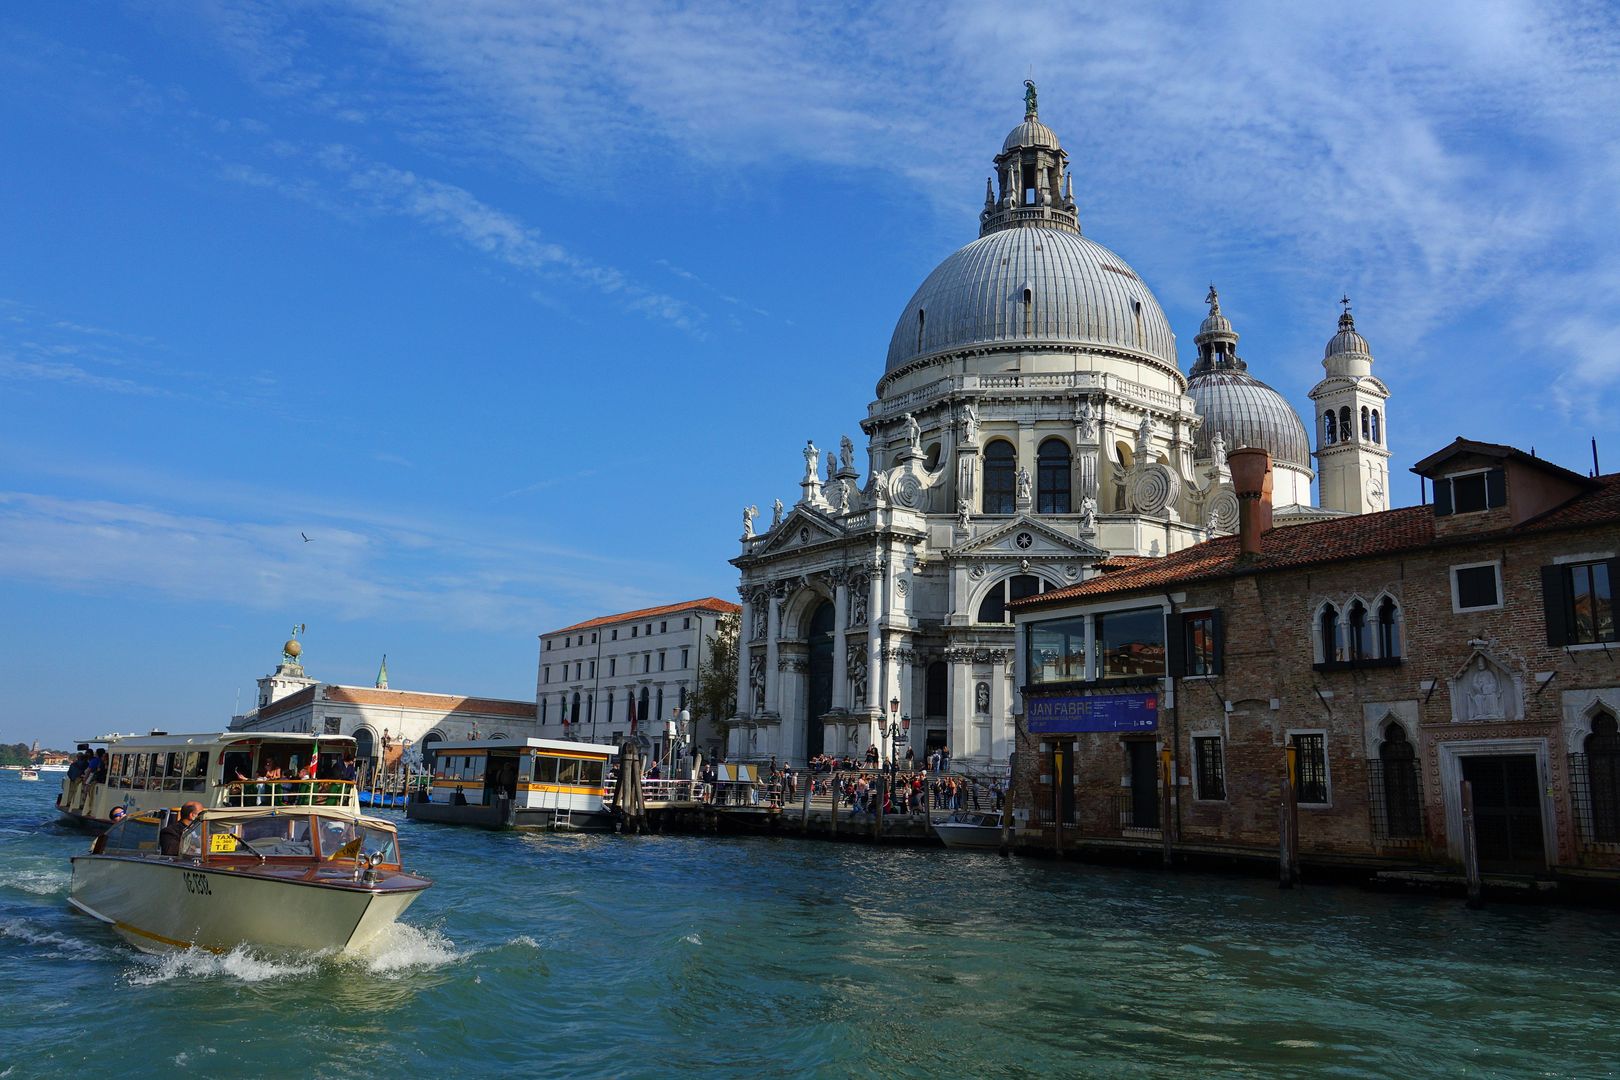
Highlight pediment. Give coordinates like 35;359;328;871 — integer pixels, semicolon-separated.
754;507;846;557
949;516;1106;560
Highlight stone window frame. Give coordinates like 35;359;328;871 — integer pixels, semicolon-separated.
1190;730;1227;802
1286;727;1333;808
1450;559;1504;614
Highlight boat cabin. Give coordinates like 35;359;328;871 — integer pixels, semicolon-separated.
411;738;618;831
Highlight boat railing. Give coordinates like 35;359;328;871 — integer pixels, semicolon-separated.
218;780;358;808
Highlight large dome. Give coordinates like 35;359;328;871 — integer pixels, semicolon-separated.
884;228;1178;375
1187;367;1312;470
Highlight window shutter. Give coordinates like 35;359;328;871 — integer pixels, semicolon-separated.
1486;468;1507;509
1541;564;1569;647
1166;613;1186;678
1433;478;1453;516
1211;610;1225;675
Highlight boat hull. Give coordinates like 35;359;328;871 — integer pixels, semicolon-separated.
406;798;616;832
69;856;426;955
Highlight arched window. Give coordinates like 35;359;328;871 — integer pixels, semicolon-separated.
916;309;925;353
1022;287;1034;335
656;687;665;729
353;727;374;766
1323;412;1336;445
585;693;594;725
977;574;1046;624
1361;406;1371;440
1037;438;1071;514
1318;604;1342;663
1371;409;1381;444
923;443;942;470
570;692;581;726
1587;712;1620;842
1379;723;1423;838
639;687;651;732
982;440;1016;514
1377;597;1402;658
1348;600;1371;661
1339;406;1352;441
605;692;614;725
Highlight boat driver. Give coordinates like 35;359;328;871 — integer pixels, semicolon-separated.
159;801;203;856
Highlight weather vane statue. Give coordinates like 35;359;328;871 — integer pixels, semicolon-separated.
1024;79;1038;120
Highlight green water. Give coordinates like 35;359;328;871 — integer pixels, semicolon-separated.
2;775;1617;1078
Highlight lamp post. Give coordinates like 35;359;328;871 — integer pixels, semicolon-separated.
887;697;900;768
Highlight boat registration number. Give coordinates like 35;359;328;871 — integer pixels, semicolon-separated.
183;871;212;896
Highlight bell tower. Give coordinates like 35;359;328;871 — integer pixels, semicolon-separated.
1310;298;1392;513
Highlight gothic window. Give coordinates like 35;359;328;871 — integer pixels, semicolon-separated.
1317;603;1342;663
1361;406;1371;439
1037;438;1071;513
1370;409;1381;444
1587;712;1620;842
1323;411;1336;445
1377;597;1402;657
1347;600;1371;661
1377;723;1422;838
983;439;1016;514
1339;406;1352;441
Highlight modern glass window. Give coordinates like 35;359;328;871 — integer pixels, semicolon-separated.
1453;564;1501;611
1567;561;1616;644
1036;438;1071;514
1026;616;1087;685
1194;737;1226;800
1292;733;1329;804
982;440;1016;514
1095;608;1165;678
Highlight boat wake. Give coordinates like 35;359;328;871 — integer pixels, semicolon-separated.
125;944;320;985
0;916;119;959
0;866;69;897
345;921;464;975
119;921;502;984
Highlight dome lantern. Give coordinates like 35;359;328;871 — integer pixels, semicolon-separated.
1185;289;1313;472
980;81;1080;238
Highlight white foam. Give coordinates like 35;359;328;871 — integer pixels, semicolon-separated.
125;944;317;986
346;921;464;975
683;932;702;946
0;867;69;896
0;917;112;958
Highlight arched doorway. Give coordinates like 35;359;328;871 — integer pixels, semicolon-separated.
805;601;834;760
353;727;375;786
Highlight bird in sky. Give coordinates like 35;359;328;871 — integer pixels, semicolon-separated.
301;532;313;543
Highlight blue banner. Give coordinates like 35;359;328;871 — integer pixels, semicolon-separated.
1026;692;1159;734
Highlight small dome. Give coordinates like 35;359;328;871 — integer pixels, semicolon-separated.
1324;310;1369;358
885;228;1177;375
1188;367;1312;470
1198;309;1233;338
1003;119;1061;152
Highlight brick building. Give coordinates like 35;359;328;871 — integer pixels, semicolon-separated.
1009;438;1619;884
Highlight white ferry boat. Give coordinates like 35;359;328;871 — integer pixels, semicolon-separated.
407;738;617;832
55;732;362;828
70;805;430;954
932;810;1009;850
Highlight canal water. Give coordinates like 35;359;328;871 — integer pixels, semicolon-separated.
3;775;1618;1079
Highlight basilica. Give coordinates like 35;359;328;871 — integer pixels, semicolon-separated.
728;84;1392;769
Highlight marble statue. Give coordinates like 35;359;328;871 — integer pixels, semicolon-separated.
771;498;784;528
1074;398;1096;440
957;497;971;528
1016;467;1032;501
1079;495;1097;530
976;681;990;714
742;504;758;538
903;412;920;452
1209;430;1228;470
839;435;855;472
1135;413;1154;456
803;440;820;482
961;401;979;444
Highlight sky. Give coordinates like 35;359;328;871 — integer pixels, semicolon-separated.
3;1;1619;746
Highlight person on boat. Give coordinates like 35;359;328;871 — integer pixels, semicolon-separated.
108;805;127;823
260;761;283;807
159;802;202;856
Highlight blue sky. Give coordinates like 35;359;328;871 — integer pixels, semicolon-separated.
4;2;1618;746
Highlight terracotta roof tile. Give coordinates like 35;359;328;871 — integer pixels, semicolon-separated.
547;597;739;636
1018;472;1620;608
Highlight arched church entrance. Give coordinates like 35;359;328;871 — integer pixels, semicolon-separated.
805;601;834;759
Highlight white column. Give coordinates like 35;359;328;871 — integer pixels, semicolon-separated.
765;587;782;715
952;657;974;762
735;590;753;717
865;560;884;719
832;579;850;710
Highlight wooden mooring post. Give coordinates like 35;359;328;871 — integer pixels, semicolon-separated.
1460;779;1484;909
1160;748;1174;869
872;775;885;842
800;774;813;834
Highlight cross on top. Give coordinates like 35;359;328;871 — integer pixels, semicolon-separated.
1339;294;1352;315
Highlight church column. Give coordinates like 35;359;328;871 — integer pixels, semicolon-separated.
735;588;753;717
866;556;884;720
991;651;1012;762
951;651;974;762
832;575;850;711
765;584;783;715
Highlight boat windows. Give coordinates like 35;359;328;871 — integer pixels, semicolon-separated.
313;819;399;865
211;816;315;858
577;760;604;787
557;758;581;786
533;756;559;784
132;753;149;788
182;752;209;791
99;815;162;855
164;753;185;791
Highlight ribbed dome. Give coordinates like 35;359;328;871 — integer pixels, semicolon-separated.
1199;310;1234;338
1003;119;1060;152
1187;367;1312;470
1324;311;1370;358
885;228;1177;374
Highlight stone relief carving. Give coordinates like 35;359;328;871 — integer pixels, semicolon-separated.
1207;488;1240;532
945;647;1009;664
751;604;768;642
1131;462;1180;516
850;587;868;626
893;473;922;508
1449;651;1523;724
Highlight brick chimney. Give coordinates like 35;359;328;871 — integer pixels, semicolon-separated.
1227;447;1273;556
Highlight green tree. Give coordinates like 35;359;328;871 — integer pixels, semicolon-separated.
691;611;738;754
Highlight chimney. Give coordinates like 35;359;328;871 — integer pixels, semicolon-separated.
1227;447;1273;556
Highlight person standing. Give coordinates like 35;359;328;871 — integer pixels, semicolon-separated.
159;801;202;857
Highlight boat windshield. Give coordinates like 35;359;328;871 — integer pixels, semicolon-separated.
97;815;163;855
313;818;399;865
206;815;315;858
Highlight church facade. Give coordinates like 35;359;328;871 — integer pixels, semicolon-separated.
728;85;1392;769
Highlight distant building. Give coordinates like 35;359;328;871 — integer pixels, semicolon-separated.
536;598;739;761
1010;439;1619;883
230;633;538;772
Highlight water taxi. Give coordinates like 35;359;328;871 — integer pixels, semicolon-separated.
55;732;363;828
69;806;430;954
407;738;617;831
19;767;40;782
932;810;1008;850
